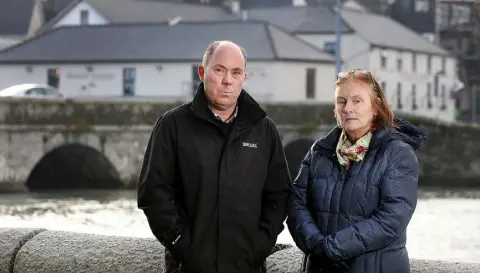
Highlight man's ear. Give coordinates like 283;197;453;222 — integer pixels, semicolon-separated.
198;65;205;81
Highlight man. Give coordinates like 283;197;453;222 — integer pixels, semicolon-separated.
137;40;292;273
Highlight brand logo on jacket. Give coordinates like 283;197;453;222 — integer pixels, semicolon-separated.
242;142;257;148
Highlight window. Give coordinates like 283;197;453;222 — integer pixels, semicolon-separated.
450;4;471;25
411;84;417;110
396;83;402;109
414;0;429;12
427;83;432;109
80;10;89;25
323;42;336;54
397;56;402;71
380;54;387;69
427;55;432;73
306;68;316;99
441;57;446;72
441;84;447;110
412;53;417;72
123;68;136;96
439;3;449;29
25;88;46;96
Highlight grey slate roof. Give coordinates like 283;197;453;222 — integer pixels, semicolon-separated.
247;5;449;56
39;0;240;33
0;21;336;64
341;8;449;55
0;0;35;36
246;6;353;34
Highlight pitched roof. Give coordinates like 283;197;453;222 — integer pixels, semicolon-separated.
246;6;353;34
0;0;35;36
39;0;239;33
341;8;449;55
247;5;449;56
0;21;336;64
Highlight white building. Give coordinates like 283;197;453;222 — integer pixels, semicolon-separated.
246;2;463;122
0;20;336;103
36;0;240;33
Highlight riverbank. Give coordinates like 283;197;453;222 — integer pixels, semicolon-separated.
2;176;480;194
1;189;479;263
1;228;479;273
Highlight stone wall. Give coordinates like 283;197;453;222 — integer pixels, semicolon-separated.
1;97;480;188
1;228;479;273
0;97;335;126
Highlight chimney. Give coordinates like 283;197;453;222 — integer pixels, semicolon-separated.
224;0;241;14
292;0;307;6
241;10;248;21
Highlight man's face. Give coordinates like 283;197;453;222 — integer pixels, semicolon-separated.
198;43;246;110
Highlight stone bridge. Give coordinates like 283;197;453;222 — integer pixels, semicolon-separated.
0;97;480;191
0;97;335;191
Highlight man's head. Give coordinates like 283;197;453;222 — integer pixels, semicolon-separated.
198;41;247;111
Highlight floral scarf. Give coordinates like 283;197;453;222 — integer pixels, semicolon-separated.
335;130;372;169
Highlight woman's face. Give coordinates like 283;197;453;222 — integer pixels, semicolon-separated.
335;80;377;141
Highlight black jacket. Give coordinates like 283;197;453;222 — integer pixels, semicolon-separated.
138;83;292;273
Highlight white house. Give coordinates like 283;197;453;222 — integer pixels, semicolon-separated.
0;20;336;103
246;2;462;122
36;0;240;33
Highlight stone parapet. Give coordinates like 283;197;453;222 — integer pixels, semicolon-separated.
0;228;479;273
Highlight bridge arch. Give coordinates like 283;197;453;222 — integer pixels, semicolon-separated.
284;138;315;181
26;143;122;192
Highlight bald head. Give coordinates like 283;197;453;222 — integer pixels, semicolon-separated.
202;40;247;69
198;40;247;114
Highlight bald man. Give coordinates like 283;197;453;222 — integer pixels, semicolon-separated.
138;41;292;273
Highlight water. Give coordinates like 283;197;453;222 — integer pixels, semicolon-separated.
0;188;479;264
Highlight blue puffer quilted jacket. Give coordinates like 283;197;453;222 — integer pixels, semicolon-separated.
287;118;427;273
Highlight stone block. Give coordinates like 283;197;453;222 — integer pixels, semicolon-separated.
266;246;480;273
0;228;45;273
12;230;164;273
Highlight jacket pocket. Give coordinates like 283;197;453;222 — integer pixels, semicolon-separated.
254;230;273;265
171;229;191;264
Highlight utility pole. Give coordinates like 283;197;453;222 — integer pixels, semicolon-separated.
473;84;477;123
335;0;342;74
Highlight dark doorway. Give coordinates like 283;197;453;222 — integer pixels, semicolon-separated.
47;68;60;88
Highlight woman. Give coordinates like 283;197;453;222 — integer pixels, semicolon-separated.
287;69;427;273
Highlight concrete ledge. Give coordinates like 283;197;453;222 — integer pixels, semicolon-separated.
266;246;480;273
0;228;46;273
0;228;479;273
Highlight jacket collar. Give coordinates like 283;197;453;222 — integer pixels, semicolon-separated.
315;117;427;154
190;82;266;126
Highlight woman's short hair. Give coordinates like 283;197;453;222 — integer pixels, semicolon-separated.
335;69;396;131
